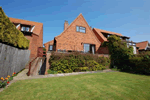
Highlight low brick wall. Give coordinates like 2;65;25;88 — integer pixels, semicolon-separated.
98;54;110;58
45;52;51;75
97;47;109;54
0;43;30;78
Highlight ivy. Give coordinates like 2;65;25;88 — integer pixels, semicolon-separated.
103;35;133;70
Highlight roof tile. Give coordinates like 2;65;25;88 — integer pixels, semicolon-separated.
136;41;148;50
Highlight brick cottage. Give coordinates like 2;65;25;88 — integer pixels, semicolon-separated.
44;13;138;54
9;18;43;59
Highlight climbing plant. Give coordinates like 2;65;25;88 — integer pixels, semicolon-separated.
102;35;133;70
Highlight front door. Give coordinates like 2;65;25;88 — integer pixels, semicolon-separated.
92;45;95;54
84;44;95;54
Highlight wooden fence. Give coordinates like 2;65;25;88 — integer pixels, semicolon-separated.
0;43;30;78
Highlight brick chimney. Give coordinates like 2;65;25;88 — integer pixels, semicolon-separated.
64;20;69;30
90;26;92;30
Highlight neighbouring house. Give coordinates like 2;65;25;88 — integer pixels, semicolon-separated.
136;41;150;53
93;28;138;54
9;17;43;59
44;13;137;54
44;14;101;54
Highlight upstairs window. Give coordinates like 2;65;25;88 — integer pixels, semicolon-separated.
49;45;53;51
76;26;86;33
21;26;30;32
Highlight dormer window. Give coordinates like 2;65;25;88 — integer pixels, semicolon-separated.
21;26;30;32
76;26;86;33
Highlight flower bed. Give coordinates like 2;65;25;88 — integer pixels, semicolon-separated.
0;72;16;88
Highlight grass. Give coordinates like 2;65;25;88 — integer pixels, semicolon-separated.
0;72;150;100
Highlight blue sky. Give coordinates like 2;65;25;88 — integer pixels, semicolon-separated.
1;0;150;44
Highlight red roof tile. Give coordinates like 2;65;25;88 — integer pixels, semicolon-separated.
93;28;123;41
136;41;148;50
44;40;54;46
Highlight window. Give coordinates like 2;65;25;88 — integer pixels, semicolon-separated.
76;26;86;33
84;44;95;54
21;26;30;32
49;45;53;51
84;44;90;53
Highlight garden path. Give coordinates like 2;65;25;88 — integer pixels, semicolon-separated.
13;69;117;80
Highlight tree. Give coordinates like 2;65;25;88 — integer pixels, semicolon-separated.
102;35;133;71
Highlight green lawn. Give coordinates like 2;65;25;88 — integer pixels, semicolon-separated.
0;72;150;100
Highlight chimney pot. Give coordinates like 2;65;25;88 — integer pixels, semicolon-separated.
64;20;69;30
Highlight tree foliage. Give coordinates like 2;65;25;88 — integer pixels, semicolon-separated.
0;7;29;49
103;35;133;70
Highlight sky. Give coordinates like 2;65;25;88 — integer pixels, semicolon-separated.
1;0;150;45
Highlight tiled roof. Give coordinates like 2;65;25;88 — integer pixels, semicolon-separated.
93;28;107;41
44;40;54;46
9;17;43;36
55;13;101;43
94;28;122;36
93;28;123;42
136;41;148;50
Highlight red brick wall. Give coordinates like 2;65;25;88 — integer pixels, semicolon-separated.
55;14;101;53
97;47;109;54
44;40;54;52
93;29;105;43
24;31;43;59
24;35;32;51
38;26;43;47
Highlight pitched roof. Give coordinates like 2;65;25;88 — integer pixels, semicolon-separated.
93;28;107;41
44;40;54;46
136;41;148;50
9;17;43;36
54;13;100;43
93;28;124;41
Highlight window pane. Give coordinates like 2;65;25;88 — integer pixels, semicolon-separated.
76;26;79;32
84;44;90;53
80;27;85;30
80;29;85;33
49;45;53;50
21;27;25;31
26;27;30;32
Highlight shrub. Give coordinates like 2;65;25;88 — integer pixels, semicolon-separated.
0;7;29;49
48;52;109;73
129;55;150;75
86;60;99;71
103;35;134;70
75;67;89;72
47;69;58;74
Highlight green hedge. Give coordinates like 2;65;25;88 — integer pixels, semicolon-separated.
48;52;109;73
128;54;150;75
0;7;29;49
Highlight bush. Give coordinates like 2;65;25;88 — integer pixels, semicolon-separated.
0;7;29;49
86;60;99;71
96;56;110;68
47;69;58;74
48;52;108;73
49;52;110;68
129;55;150;75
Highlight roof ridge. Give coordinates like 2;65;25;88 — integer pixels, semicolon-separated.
94;28;122;35
9;17;43;24
137;41;148;43
55;13;83;39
